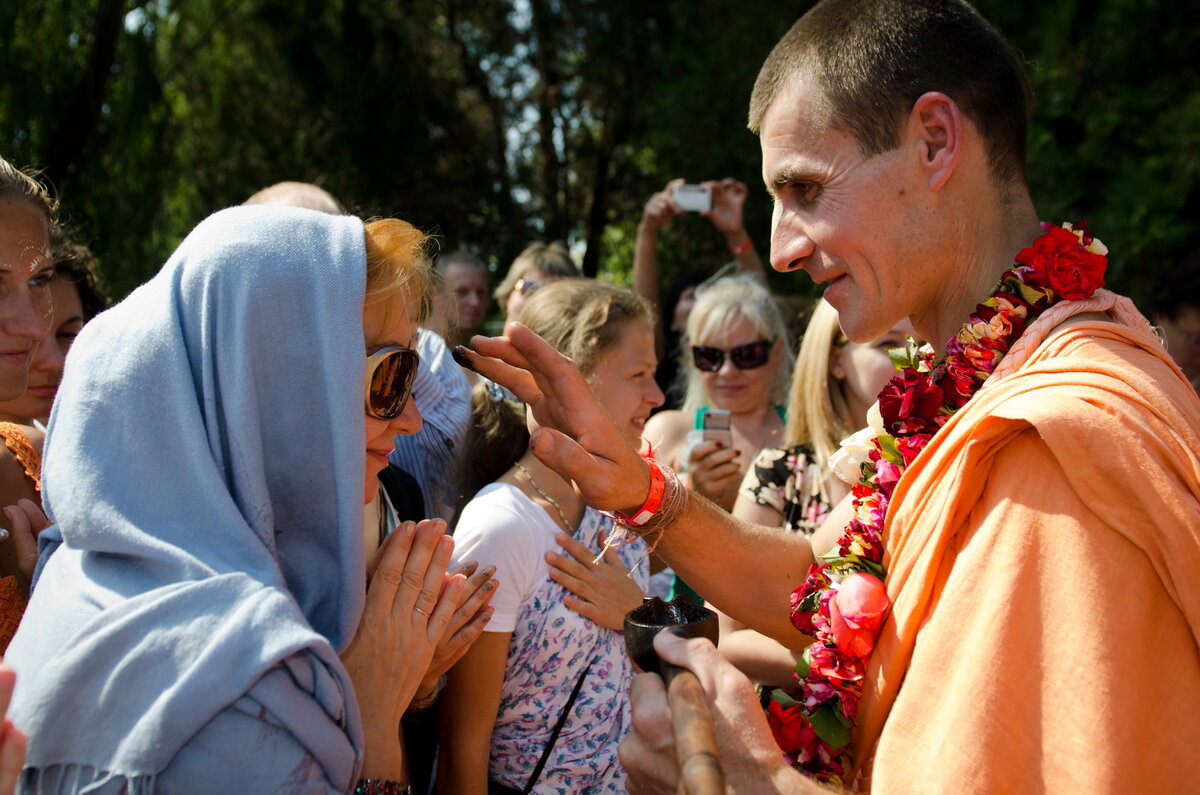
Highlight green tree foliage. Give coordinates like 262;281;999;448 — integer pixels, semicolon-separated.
1;0;1197;310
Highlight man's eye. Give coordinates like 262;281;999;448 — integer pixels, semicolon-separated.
794;182;821;202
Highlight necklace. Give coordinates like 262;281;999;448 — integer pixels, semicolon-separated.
768;222;1108;784
515;460;574;534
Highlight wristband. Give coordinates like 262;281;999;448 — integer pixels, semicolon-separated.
729;238;753;255
613;457;666;527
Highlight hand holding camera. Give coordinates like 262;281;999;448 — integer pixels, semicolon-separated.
705;178;750;239
641;178;686;232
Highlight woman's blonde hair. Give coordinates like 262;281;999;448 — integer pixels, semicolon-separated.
518;278;654;377
785;298;851;469
493;240;581;307
681;275;793;415
363;218;435;324
453;279;654;523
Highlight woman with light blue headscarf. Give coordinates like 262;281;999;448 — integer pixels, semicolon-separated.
4;207;495;793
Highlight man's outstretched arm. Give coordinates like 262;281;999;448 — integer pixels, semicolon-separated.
457;323;810;643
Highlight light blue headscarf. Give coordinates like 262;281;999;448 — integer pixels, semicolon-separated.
7;206;370;792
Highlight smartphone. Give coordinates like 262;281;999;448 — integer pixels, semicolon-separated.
697;408;732;449
672;183;712;213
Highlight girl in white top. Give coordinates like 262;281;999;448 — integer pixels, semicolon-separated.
441;279;664;794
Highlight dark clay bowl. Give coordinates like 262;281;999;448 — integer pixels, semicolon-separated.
624;595;719;675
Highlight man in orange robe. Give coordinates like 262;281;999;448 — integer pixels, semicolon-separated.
857;313;1200;790
462;0;1200;790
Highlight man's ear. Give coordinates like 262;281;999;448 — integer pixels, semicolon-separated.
907;91;962;192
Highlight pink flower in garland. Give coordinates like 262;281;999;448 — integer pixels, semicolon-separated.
801;678;838;712
873;458;902;496
851;487;886;532
828;573;889;659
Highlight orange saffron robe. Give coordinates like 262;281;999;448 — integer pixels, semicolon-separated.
855;315;1200;790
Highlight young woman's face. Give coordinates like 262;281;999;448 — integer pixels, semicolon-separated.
0;201;54;401
0;276;84;422
586;317;664;446
830;318;918;426
694;313;782;415
362;292;422;504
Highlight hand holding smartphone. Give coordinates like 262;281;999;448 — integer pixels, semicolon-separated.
697;408;732;449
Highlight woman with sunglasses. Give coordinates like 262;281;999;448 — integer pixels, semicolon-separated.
492;241;581;324
5;207;494;793
642;275;793;515
440;279;664;794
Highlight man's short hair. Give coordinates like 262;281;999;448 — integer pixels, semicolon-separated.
748;0;1032;185
436;251;487;276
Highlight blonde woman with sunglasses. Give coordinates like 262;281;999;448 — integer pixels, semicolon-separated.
641;275;793;514
6;208;494;793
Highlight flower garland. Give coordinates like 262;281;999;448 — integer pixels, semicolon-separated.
766;222;1109;783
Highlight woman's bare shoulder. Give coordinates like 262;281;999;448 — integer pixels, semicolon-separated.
642;410;691;465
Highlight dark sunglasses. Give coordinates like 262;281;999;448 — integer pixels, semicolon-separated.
691;340;773;372
365;346;420;419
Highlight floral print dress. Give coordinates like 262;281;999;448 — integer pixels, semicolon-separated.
453;482;649;793
738;444;832;535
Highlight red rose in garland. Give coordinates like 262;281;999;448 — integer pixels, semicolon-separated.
768;699;815;753
1016;224;1106;300
877;368;946;435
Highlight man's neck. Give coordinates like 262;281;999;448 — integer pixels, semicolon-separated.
914;196;1041;346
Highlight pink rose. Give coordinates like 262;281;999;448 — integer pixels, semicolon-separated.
828;573;889;659
873;459;901;497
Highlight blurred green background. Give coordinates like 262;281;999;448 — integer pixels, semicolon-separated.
2;0;1198;313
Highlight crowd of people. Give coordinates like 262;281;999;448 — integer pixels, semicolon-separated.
0;0;1197;792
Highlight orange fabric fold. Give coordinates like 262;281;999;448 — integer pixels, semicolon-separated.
854;314;1200;791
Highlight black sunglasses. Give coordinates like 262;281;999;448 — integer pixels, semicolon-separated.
365;346;420;419
691;340;773;372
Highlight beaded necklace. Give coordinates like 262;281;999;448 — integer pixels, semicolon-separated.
767;222;1109;784
515;460;575;534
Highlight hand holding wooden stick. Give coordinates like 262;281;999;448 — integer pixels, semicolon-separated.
662;663;725;795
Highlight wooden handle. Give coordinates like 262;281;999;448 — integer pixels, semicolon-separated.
663;663;725;795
